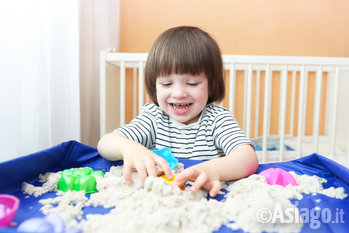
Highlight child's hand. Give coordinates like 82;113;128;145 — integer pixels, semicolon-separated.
122;143;173;186
174;163;221;197
97;132;173;186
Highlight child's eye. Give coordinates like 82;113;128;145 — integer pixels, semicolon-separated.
161;83;172;87
188;83;198;86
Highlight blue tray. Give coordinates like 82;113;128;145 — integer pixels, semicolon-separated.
1;140;348;233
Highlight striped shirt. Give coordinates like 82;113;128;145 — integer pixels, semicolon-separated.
116;103;253;160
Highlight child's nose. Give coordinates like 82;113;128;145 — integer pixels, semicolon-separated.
172;85;188;98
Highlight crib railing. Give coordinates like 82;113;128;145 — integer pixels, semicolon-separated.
100;51;349;165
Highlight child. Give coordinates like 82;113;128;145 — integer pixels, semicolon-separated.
97;26;258;197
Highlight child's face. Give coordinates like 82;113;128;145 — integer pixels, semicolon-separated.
156;73;209;125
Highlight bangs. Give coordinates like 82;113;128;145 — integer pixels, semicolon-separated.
154;31;211;77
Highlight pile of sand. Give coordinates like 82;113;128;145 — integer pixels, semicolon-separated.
22;165;347;233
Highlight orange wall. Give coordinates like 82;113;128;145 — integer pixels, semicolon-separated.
118;0;349;136
120;0;349;56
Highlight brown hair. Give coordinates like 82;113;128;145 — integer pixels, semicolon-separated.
145;26;225;105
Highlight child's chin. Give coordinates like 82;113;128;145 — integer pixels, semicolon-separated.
171;115;188;123
176;117;195;125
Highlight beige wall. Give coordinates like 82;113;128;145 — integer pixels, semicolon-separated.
118;0;349;136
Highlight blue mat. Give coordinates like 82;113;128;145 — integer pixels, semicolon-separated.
1;140;348;233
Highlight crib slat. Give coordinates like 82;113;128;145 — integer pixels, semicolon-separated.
120;61;125;126
297;65;306;158
133;68;137;118
290;71;297;136
262;64;271;163
255;70;261;138
243;69;247;132
313;65;323;153
99;52;106;137
245;64;253;138
279;65;288;162
229;64;236;114
330;66;340;157
138;62;144;114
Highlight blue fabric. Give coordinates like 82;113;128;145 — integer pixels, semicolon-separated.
252;136;295;151
0;140;348;233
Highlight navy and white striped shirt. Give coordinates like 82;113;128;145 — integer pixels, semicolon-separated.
116;103;253;160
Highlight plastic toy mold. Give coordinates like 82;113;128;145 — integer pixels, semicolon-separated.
18;213;81;233
58;167;104;194
259;168;298;187
157;171;185;191
152;147;178;170
160;174;175;183
0;194;20;228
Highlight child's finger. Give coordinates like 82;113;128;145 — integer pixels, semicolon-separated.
153;155;173;179
144;158;157;177
123;161;133;184
191;172;208;192
209;180;221;197
175;168;197;185
135;162;148;186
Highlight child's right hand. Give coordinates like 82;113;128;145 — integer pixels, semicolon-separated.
97;132;173;186
122;142;173;186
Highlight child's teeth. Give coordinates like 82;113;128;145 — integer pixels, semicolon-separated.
173;104;190;111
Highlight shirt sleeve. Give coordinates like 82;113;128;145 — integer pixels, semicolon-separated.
115;107;157;149
213;111;254;156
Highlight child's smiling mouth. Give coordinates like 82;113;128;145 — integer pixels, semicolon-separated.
170;103;192;115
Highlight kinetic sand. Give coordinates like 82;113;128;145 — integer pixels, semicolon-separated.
22;165;347;233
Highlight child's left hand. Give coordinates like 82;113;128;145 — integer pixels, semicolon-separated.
173;145;258;198
174;163;221;197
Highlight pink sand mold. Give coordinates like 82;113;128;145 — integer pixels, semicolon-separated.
0;194;20;228
259;168;298;187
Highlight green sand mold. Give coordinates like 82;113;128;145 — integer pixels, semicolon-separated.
58;167;104;194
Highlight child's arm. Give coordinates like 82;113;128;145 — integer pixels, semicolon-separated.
97;132;173;185
174;144;258;197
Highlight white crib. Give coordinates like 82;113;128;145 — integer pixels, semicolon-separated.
99;51;349;167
